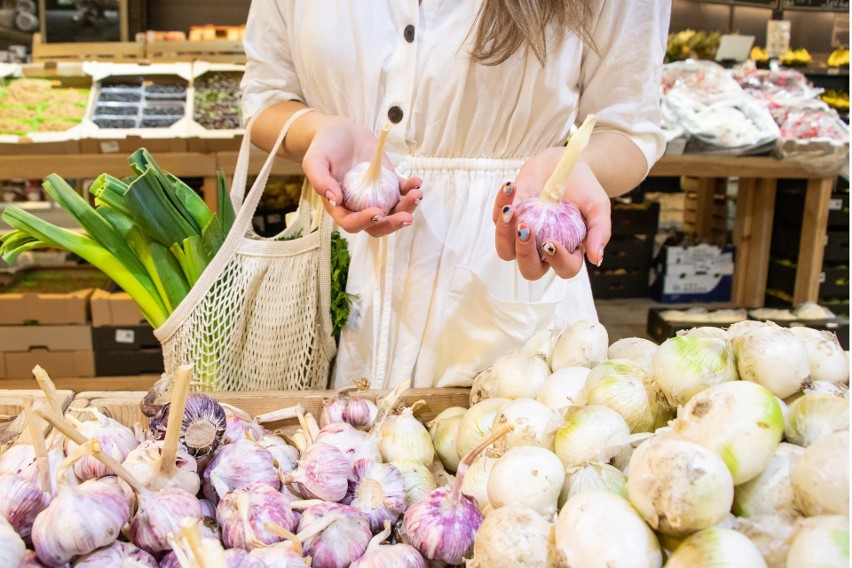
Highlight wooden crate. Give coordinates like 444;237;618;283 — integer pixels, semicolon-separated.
146;40;246;64
72;388;471;434
0;389;75;454
31;33;145;63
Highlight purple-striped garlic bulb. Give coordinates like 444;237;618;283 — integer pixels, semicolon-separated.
224;548;267;568
402;424;515;565
32;474;130;566
17;550;46;568
513;115;596;255
0;444;36;476
0;515;25;568
314;423;380;467
17;447;67;496
121;439;200;496
149;393;227;458
199;497;217;518
321;384;379;431
256;434;300;475
72;540;158;567
217;482;297;550
247;542;309;567
282;442;349;502
203;440;281;505
341;123;400;215
66;409;139;481
131;486;203;554
350;521;426;568
297;503;372;568
343;459;407;532
220;403;268;446
0;473;50;544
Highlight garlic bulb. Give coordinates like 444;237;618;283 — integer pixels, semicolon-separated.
72;541;158;567
427;407;466;473
222;548;267;568
320;384;379;431
664;528;767;568
627;435;734;537
32;476;130;565
217;482;297;550
121;439;200;495
469;505;551;568
247;543;309;567
341;124;400;214
131;487;203;553
788;327;849;384
0;472;50;543
732;324;812;399
486;446;564;517
344;459;407;531
349;521;425;568
66;409;139;481
0;444;35;476
314;422;380;467
222;412;267;447
492;398;561;454
535;366;590;411
391;459;437;507
150;394;228;456
17;550;46;568
784;393;849;447
455;398;510;459
379;403;435;466
0;515;24;568
554;405;632;470
470;367;498;404
550;319;609;371
284;442;350;502
298;503;372;568
553;491;662;567
202;440;281;505
607;337;658;376
559;462;627;508
256;435;300;475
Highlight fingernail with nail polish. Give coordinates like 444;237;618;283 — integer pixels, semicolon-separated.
402;221;412;227
501;205;512;224
542;242;556;256
517;224;530;242
325;191;337;207
503;182;513;195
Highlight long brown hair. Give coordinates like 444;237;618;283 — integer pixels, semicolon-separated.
470;0;594;66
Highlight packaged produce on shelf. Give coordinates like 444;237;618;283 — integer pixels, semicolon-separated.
828;47;849;68
779;48;813;67
773;100;849;175
1;312;848;566
0;77;90;138
665;29;721;63
192;71;243;131
732;64;821;105
820;89;849;112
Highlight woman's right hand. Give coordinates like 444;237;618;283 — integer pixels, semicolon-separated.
301;114;422;237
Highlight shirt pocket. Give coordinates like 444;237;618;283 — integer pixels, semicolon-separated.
434;265;566;387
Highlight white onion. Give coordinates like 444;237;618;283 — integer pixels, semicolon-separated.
732;324;812;399
733;443;804;518
682;326;730;339
664;528;767;567
735;515;796;568
486;446;564;517
520;328;560;361
552;491;662;567
550;320;609;370
490;352;551;400
391;459;436;507
673;381;784;485
584;359;671;433
459;453;497;512
492;398;561;454
427;407;466;473
379;406;435;466
455;398;510;459
559;462;627;509
786;515;849;568
791;430;849;516
554;405;631;470
788;327;849;384
784;393;849;447
728;320;770;337
804;381;850;399
627;435;733;536
469;505;551;568
535;367;590;411
607;337;658;375
652;335;738;407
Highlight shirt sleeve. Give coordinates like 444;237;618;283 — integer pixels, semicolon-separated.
576;0;671;172
240;0;305;123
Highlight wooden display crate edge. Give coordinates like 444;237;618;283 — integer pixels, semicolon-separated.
32;33;145;63
0;389;75;453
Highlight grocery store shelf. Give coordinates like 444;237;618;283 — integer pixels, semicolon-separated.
0;374;160;391
650;154;829;179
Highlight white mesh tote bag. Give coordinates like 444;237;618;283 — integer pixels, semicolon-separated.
154;109;337;391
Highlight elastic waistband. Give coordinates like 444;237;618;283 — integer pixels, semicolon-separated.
390;154;526;173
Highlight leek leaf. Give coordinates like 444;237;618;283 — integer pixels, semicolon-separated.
123;165;196;247
217;170;235;235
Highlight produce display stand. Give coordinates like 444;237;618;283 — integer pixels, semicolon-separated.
0;389;74;451
30;34;146;64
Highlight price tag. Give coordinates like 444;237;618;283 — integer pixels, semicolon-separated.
115;329;135;344
100;141;120;153
820;272;827;284
829;198;843;211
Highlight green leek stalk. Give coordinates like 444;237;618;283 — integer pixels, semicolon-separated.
89;174;131;216
217;170;235;235
123;166;197;248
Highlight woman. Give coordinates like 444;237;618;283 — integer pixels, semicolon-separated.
241;1;670;389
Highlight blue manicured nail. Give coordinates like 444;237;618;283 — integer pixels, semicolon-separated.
503;182;513;195
517;223;530;242
501;205;512;224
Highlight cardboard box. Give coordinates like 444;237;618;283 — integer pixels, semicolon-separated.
0;349;94;379
90;289;147;327
0;289;91;325
0;324;92;351
656;244;736;275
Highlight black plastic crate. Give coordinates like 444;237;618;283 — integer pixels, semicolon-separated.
774;182;849;230
646;307;745;344
95;349;164;376
610;201;660;236
600;233;655;270
771;229;849;263
766;259;849;299
588;265;650;299
91;325;158;352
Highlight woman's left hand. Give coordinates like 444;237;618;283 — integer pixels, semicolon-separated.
492;147;612;281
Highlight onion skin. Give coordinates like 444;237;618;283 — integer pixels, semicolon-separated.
652;335;738;407
428;407;466;473
551;320;609;371
784;393;849;447
515;197;586;253
469;504;550;568
553;405;631;470
486;446;564;517
791;430;849;516
455;398;510;459
664;528;767;568
217;483;297;550
786;516;849;568
733;443;804;519
732;325;812;399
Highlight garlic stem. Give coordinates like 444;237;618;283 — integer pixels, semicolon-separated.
365;520;393;553
265;512;341;551
238;490;264;549
35;406;149;497
254;404;304;424
181;519;226;568
354;378;372;391
32;365;64;418
370;380;411;439
159;364;193;478
0;414;14;421
289;499;324;510
22;397;50;494
295;407;313;447
365;123;391;182
451;423;515;501
541;114;597;205
305;413;320;441
263;524;304;556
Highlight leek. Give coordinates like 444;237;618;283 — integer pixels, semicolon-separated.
123;165;197;248
89;174;131;216
217;170;235;235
